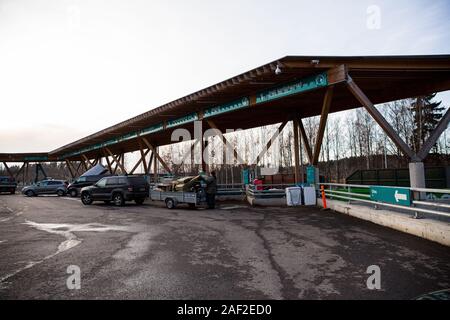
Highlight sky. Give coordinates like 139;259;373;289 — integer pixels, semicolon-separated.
0;0;450;153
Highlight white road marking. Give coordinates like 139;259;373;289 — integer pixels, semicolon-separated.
0;221;130;284
60;197;81;202
220;206;248;210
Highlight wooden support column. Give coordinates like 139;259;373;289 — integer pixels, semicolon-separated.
312;86;334;165
14;163;26;180
346;75;418;161
130;148;150;175
141;137;172;174
298;119;313;165
75;161;83;176
147;152;154;175
206;119;245;165
105;148;127;174
255;120;288;165
416;107;450;161
25;162;29;185
102;150;113;173
2;162;14;178
81;155;94;169
153;150;158;183
65;159;75;179
138;140;149;174
293;119;301;184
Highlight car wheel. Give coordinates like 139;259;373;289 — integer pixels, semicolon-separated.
57;190;65;197
81;192;93;205
26;190;35;197
10;189;16;195
188;203;196;209
113;193;124;206
165;198;176;209
135;198;145;205
69;189;78;197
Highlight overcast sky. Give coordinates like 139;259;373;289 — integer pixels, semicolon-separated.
1;0;449;153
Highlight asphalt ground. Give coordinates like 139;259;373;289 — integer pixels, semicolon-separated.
0;193;449;300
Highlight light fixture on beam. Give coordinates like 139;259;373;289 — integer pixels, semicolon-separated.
275;64;282;75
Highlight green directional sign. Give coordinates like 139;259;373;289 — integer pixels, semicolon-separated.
370;186;412;206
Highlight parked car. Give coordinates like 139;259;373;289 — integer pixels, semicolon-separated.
22;180;68;197
80;175;149;206
67;175;106;197
0;176;17;194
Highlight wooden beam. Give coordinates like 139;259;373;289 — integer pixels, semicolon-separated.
346;75;418;161
206;119;246;165
14;163;26;180
141;137;172;174
293;119;301;184
65;160;75;179
75;161;83;176
147;152;154;175
138;140;149;174
298;119;313;164
417;107;450;161
105;148;127;174
153;149;158;183
327;65;348;85
179;139;200;166
81;154;94;168
255;120;288;165
313;86;334;165
130;148;150;175
2;162;13;178
102;151;113;173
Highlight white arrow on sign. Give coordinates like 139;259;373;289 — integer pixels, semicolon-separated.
394;190;408;203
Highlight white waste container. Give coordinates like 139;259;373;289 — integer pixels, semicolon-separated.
303;187;316;206
286;187;302;206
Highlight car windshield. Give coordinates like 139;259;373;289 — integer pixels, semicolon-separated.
96;178;107;187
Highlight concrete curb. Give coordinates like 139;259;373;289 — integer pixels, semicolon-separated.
320;199;450;247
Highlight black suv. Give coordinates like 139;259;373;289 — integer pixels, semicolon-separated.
67;175;107;197
80;176;149;206
0;176;17;194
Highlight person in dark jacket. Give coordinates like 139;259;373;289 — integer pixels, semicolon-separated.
204;171;217;209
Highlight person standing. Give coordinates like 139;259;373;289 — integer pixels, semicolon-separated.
204;171;217;209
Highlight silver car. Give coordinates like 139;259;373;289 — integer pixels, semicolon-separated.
22;180;68;197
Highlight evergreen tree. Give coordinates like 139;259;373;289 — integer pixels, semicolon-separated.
410;93;445;153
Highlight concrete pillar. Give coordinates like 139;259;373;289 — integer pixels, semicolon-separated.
409;162;426;200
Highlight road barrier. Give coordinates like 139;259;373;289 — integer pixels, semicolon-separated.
321;183;450;219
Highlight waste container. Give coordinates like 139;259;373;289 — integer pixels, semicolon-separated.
286;187;302;206
303;187;316;205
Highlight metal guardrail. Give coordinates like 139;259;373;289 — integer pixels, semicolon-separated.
320;183;450;218
246;184;296;199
